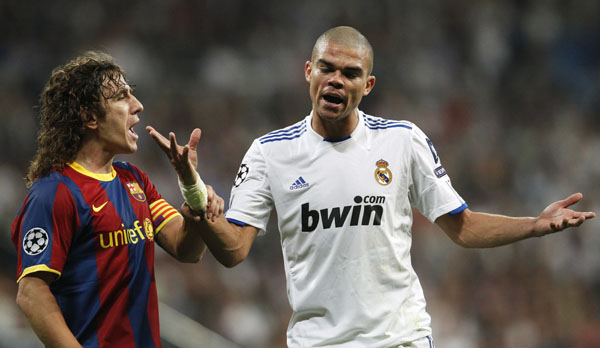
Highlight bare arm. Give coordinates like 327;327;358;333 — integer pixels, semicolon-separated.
200;214;259;267
436;193;595;248
16;273;82;348
155;194;224;263
147;125;255;266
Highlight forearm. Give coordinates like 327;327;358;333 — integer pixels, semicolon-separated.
201;214;257;267
438;209;538;248
176;214;208;262
156;213;206;263
17;276;81;348
438;194;594;248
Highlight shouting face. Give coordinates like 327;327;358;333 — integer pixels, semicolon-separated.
305;40;375;126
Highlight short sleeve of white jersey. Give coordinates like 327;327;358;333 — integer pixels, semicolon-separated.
408;125;466;222
225;139;274;235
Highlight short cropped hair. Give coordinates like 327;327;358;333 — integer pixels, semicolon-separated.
312;26;374;74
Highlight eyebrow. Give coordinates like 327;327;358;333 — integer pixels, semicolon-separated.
317;59;364;75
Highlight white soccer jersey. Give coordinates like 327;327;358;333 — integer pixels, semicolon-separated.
226;111;466;348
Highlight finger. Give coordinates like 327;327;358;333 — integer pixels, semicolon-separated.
188;128;202;150
219;197;225;216
570;216;586;227
205;188;215;220
212;198;222;218
211;198;223;222
583;212;596;219
181;203;204;222
206;190;214;209
208;200;218;221
146;126;172;153
182;145;190;165
206;185;216;206
169;132;181;161
558;193;583;208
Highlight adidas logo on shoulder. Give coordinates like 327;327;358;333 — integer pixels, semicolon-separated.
290;176;309;190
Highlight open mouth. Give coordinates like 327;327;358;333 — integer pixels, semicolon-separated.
323;94;344;105
128;126;137;136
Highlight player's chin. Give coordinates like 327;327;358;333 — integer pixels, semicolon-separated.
123;143;138;154
317;107;346;122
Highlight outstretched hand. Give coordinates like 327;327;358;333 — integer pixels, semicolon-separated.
534;193;595;236
146;126;200;185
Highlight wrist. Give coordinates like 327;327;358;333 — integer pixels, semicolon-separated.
178;171;208;212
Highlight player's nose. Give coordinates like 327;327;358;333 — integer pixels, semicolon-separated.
327;70;344;88
131;95;144;114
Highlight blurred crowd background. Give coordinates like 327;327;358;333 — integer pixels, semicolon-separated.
1;1;599;347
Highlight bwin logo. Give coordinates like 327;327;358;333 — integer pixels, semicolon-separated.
301;195;385;232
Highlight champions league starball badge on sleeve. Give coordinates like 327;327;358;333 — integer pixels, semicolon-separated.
234;163;249;188
23;227;49;256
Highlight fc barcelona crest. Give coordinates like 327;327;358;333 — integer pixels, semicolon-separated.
374;159;392;186
126;182;147;202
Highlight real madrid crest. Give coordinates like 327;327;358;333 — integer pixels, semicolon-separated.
126;182;147;202
374;159;392;186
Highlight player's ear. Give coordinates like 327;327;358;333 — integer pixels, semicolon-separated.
304;61;312;83
81;107;99;130
363;75;375;96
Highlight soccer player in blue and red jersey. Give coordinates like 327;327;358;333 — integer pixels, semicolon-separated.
11;51;223;348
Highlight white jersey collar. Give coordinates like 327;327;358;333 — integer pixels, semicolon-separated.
306;110;367;145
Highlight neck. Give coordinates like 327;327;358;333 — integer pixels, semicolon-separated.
311;109;359;140
75;142;115;174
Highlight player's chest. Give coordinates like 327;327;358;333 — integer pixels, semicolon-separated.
81;181;155;249
268;142;409;205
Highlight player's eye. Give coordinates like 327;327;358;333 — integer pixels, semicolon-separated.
319;65;332;73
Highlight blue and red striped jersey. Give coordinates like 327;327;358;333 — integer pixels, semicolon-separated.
11;161;180;348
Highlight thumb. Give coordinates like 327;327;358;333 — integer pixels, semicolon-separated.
558;192;583;208
188;128;202;149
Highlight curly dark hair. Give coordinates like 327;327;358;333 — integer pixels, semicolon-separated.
26;51;126;187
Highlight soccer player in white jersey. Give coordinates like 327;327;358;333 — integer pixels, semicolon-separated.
149;26;595;348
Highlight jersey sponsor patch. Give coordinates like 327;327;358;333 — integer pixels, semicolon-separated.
290;176;309;190
434;165;447;178
301;195;385;232
234;163;249;188
22;227;49;256
374;159;392;186
126;182;146;202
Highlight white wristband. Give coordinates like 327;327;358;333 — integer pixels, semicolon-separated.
178;171;208;212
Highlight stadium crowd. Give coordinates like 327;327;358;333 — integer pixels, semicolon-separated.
0;1;598;347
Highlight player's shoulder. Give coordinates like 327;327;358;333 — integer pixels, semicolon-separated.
113;161;145;175
27;170;78;205
361;112;415;132
112;161;149;183
256;117;308;146
112;160;135;171
30;169;73;191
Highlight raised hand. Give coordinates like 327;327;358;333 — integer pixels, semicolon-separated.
534;193;595;236
146;126;200;185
